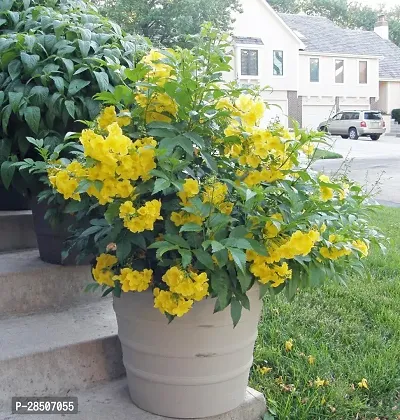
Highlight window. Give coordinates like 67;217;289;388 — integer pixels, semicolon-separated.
359;61;368;84
332;113;343;121
240;49;258;76
273;50;283;76
364;111;382;120
342;112;359;120
335;59;344;83
310;58;319;82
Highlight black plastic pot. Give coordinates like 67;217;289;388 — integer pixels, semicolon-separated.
30;198;84;266
0;185;30;211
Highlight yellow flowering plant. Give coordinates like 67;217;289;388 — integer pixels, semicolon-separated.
23;26;384;325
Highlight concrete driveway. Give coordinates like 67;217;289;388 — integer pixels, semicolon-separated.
313;134;400;206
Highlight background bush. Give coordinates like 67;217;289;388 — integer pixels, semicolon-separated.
0;0;147;192
391;108;400;124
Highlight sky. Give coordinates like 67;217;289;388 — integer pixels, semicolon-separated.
355;0;400;8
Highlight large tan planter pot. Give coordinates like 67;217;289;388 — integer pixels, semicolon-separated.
113;285;262;418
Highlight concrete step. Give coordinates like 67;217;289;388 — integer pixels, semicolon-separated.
0;211;37;252
0;249;98;317
0;300;124;406
0;378;266;420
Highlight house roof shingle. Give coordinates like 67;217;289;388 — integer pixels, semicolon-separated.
233;36;264;45
279;13;400;80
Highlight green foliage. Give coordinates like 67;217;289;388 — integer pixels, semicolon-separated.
391;108;400;124
0;0;148;191
94;0;242;47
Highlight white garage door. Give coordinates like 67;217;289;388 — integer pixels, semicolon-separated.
262;100;288;128
302;105;335;130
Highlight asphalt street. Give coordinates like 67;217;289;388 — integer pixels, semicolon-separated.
312;135;400;206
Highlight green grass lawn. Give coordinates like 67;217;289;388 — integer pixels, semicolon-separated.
314;148;343;160
250;207;400;420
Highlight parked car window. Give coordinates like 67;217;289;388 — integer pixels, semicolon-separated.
359;61;368;84
352;112;360;120
332;113;343;120
273;50;283;76
364;112;382;120
241;49;258;76
342;112;353;120
335;59;344;83
310;58;319;82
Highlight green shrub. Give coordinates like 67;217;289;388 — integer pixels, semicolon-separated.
391;108;400;124
0;0;147;192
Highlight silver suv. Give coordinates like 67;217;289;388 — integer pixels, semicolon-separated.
318;110;386;141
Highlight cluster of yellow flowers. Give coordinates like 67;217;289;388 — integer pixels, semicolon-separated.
247;230;321;287
153;267;209;317
119;200;163;233
135;50;178;123
114;268;153;293
171;180;233;227
92;254;118;287
49;107;157;205
217;94;294;187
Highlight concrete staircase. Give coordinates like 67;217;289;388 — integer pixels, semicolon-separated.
0;210;124;416
0;211;266;420
389;118;400;136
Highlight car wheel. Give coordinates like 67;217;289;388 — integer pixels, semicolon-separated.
370;135;380;141
341;135;349;139
349;128;358;140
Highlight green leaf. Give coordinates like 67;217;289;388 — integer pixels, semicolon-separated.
94;71;109;92
245;239;268;256
0;91;4;108
153;178;170;195
24;106;41;134
230;225;248;238
20;52;39;71
105;201;120;224
68;79;90;96
148;128;178;138
201;152;218;171
210;241;225;252
164;234;190;249
227;248;247;274
0;161;15;189
0;138;12;159
230;298;242;328
259;283;270;299
237;269;252;293
29;86;49;106
212;270;230;311
61;58;74;77
8;92;23;112
78;39;91;57
178;249;192;268
116;239;131;261
193;249;214;270
156;244;178;259
180;223;202;233
80;225;103;237
50;76;65;93
8;60;22;80
175;135;193;156
1;104;12;134
223;238;252;250
65;100;75;118
183;132;205;149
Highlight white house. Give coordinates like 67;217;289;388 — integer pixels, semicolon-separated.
227;0;400;130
